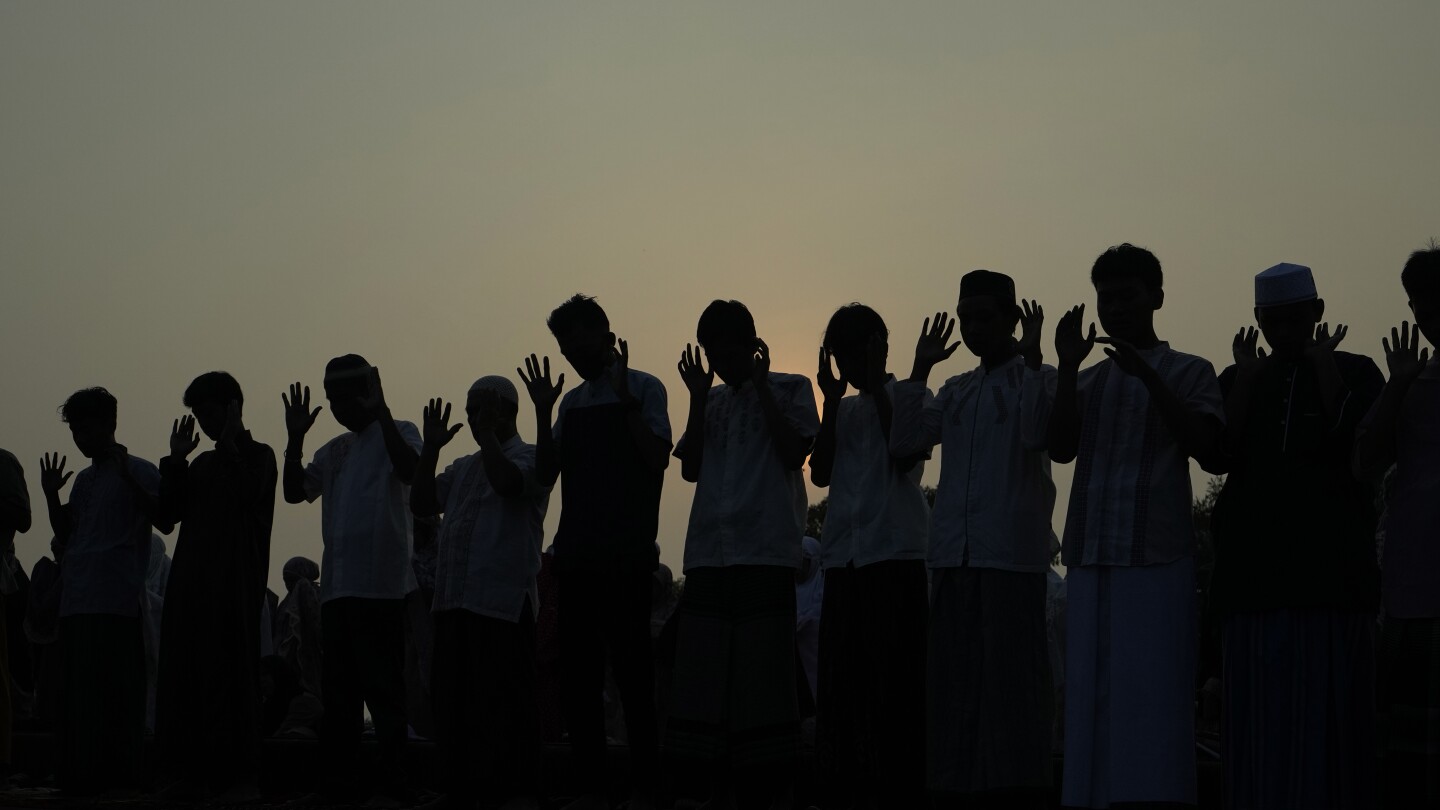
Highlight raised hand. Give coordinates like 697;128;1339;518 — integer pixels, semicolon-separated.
422;398;464;449
1016;300;1045;362
1054;305;1097;369
1306;322;1348;358
1096;335;1152;379
282;383;323;437
609;337;632;400
678;344;714;398
752;337;772;386
40;453;73;497
170;415;201;460
912;312;960;377
518;354;565;413
357;366;388;415
1383;321;1431;387
817;347;847;401
1232;326;1269;375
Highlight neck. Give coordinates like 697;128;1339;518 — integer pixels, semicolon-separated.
1124;329;1161;350
981;341;1019;372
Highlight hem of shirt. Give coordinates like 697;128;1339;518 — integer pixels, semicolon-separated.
682;555;799;573
1061;552;1194;569
433;604;526;624
58;606;141;619
321;588;418;603
821;551;928;570
926;558;1050;574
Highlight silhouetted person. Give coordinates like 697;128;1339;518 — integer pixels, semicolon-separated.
273;556;324;738
282;356;421;803
519;295;672;810
669;299;819;810
793;537;823;715
141;533;169;732
153;371;277;803
1356;245;1440;806
890;272;1056;808
808;303;929;810
40;387;172;796
1049;245;1223;809
0;447;31;782
411;376;550;810
24;549;62;733
1203;264;1382;809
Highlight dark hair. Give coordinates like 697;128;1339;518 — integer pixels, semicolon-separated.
822;304;888;357
183;371;244;409
1401;243;1440;300
60;387;117;427
324;354;371;397
1091;243;1163;291
697;299;756;347
546;294;610;337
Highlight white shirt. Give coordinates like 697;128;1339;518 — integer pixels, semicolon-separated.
1062;344;1224;567
431;436;550;622
891;357;1057;573
61;454;162;618
553;369;672;445
678;372;820;572
819;377;929;569
304;420;423;601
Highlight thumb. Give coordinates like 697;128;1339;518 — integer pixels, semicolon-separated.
449;424;464;437
1258;347;1267;358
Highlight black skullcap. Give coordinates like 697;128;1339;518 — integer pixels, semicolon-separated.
959;269;1016;303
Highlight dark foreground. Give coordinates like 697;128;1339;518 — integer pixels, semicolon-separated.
0;733;1224;809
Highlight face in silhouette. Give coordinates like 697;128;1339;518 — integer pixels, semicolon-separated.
958;295;1017;361
1255;299;1324;360
1095;277;1162;343
190;399;236;442
68;417;116;459
465;388;516;444
1411;293;1439;350
324;373;371;433
555;324;615;383
704;336;758;388
831;337;888;392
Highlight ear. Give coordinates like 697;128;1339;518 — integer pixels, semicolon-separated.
1313;298;1326;322
1252;306;1261;324
1152;287;1165;311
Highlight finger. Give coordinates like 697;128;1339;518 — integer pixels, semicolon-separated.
310;406;323;421
941;317;955;341
448;424;464;438
920;316;931;337
62;471;73;486
1103;348;1118;361
1421;347;1431;365
1258;347;1267;358
556;373;566;391
543;356;551;379
442;402;452;423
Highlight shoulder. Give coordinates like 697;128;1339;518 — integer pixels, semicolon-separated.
1334;351;1383;380
0;450;21;476
627;368;667;394
126;455;160;476
769;371;814;391
393;420;421;438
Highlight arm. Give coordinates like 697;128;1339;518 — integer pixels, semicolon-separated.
518;355;565;488
611;339;672;473
411;398;462;518
1099;338;1223;463
375;409;420;485
1212;328;1269;471
809;347;847;488
676;344;712;483
1306;323;1351;426
39;453;73;542
158;415;201;527
1047;305;1097;464
754;339;813;471
282;382;323;504
1354;322;1429;480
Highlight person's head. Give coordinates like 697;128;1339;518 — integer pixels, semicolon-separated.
956;270;1021;360
282;556;319;592
546;294;614;382
822;304;889;391
466;375;521;443
182;371;244;441
1090;243;1164;342
323;354;374;432
1253;262;1325;359
1402;245;1440;348
697;299;758;386
60;387;118;458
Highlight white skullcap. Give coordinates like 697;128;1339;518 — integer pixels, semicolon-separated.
1254;262;1318;307
468;375;519;405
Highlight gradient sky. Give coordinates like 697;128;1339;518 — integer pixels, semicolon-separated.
3;1;1437;593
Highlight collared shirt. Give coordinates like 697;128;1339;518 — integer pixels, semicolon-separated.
1210;352;1384;615
678;372;820;572
1366;356;1440;618
61;454;162;618
551;368;671;571
304;420;423;602
891;356;1057;572
431;436;550;622
819;377;929;570
1062;343;1223;568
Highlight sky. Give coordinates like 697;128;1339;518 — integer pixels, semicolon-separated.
3;1;1437;594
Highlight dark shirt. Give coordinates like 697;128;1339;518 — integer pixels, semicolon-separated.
1209;352;1384;615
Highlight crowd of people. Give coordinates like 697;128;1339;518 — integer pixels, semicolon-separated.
0;241;1435;810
